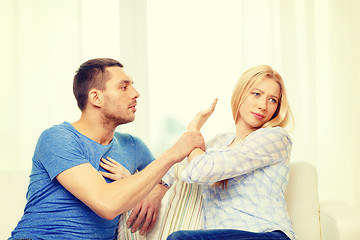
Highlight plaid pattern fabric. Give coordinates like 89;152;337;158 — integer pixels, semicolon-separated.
179;127;295;240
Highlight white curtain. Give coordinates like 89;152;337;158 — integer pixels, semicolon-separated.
1;0;83;171
279;0;360;207
146;0;360;207
1;0;359;208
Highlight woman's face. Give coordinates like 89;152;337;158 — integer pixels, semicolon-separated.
236;76;280;133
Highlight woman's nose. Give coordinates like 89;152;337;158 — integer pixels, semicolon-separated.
257;98;267;110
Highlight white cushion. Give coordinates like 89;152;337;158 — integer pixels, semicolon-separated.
320;201;360;240
285;162;321;240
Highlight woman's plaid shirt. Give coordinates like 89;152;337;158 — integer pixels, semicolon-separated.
180;127;295;240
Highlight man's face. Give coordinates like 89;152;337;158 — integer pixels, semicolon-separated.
100;67;140;126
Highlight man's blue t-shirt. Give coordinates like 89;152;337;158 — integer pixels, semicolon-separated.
10;122;155;240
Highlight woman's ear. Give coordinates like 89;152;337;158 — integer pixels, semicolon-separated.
88;88;103;108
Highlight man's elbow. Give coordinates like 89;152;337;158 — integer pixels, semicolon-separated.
92;201;127;220
100;211;119;221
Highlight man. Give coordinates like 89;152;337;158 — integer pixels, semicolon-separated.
9;58;205;240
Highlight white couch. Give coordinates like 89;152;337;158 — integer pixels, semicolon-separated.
285;162;360;239
2;162;360;239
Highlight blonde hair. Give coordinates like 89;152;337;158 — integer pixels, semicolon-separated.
213;65;294;189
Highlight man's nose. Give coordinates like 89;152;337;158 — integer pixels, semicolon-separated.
131;86;140;99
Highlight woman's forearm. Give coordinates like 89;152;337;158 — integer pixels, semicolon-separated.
188;148;205;162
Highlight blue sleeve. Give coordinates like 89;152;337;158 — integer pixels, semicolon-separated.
132;136;155;171
34;126;89;180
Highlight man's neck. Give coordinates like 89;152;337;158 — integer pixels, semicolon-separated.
72;114;116;145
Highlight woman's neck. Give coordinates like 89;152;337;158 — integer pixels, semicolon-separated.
229;124;258;147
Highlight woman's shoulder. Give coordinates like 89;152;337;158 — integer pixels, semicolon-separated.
211;132;236;142
253;126;288;135
215;132;235;138
206;132;234;148
248;126;291;142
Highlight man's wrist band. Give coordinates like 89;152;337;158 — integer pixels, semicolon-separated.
160;180;170;188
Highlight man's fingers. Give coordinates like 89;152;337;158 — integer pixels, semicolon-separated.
144;209;158;233
127;205;141;228
131;207;147;233
139;208;154;235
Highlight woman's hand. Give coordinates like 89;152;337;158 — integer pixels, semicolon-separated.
99;157;131;181
187;98;218;131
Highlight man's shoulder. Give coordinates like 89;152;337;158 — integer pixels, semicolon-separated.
40;122;76;138
42;122;72;134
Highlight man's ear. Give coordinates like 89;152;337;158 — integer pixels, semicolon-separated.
88;88;103;108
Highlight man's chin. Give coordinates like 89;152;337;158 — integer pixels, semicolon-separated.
116;116;135;126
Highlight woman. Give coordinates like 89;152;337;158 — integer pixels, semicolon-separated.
165;65;295;240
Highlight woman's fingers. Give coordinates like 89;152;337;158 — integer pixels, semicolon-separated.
105;156;120;166
99;157;131;180
209;98;218;113
188;98;218;131
203;98;218;116
99;170;114;180
100;158;112;171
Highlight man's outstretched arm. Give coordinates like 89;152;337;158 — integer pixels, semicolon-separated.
56;131;205;220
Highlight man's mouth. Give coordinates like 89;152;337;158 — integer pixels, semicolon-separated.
129;102;137;112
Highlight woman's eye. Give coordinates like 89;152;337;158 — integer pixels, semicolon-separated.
269;98;277;103
252;92;260;96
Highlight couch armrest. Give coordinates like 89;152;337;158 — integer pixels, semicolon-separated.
320;201;360;240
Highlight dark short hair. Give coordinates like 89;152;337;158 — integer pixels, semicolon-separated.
73;58;124;110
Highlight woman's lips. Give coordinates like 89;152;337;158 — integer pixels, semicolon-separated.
252;112;264;119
